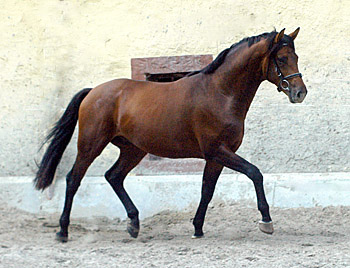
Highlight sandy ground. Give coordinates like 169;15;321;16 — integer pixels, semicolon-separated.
0;201;349;268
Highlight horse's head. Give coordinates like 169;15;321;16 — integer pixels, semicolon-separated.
265;28;307;103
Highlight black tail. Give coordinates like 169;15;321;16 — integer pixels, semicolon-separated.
34;88;93;190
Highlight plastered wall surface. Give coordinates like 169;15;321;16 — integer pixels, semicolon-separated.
0;0;349;178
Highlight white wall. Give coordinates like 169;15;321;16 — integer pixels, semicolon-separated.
0;0;349;179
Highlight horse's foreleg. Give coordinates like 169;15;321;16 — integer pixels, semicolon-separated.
192;160;223;238
105;139;147;238
210;145;274;234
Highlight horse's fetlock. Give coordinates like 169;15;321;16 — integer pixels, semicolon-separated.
192;218;201;227
258;202;269;213
128;210;139;220
59;216;69;229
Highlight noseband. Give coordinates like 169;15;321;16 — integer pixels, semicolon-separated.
269;43;302;92
273;57;302;92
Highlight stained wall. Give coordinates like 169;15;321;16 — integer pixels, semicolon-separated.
0;0;349;178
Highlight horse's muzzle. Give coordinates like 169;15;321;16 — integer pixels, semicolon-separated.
290;86;307;103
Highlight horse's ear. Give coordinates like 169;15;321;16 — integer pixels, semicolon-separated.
289;27;300;41
274;28;285;44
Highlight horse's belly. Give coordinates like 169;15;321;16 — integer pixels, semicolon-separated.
124;130;202;159
147;143;203;159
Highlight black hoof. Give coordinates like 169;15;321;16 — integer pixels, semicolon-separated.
191;234;204;239
127;220;139;238
56;231;68;243
192;230;204;239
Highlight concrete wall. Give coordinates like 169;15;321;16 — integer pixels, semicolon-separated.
0;0;349;179
1;173;349;219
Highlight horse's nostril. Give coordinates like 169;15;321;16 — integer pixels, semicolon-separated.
297;90;302;99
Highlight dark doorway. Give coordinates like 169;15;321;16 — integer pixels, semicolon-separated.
145;72;190;82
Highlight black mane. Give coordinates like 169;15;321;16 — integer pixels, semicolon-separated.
187;31;279;77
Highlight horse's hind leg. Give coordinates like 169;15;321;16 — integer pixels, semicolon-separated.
56;137;110;242
105;137;147;238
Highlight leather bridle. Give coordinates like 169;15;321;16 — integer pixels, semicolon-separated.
273;57;302;92
270;44;303;92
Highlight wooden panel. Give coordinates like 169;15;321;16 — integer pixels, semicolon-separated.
131;54;213;80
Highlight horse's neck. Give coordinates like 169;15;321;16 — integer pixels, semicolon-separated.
212;44;267;117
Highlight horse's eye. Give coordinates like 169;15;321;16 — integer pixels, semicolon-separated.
278;57;288;64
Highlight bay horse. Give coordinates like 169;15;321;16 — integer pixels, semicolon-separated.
35;28;307;242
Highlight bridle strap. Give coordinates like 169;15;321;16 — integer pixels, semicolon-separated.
273;57;302;92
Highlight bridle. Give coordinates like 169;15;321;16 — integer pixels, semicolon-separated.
273;57;302;92
270;44;303;92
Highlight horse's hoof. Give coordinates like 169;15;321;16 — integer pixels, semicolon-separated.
192;230;204;239
127;220;139;238
258;220;274;234
56;231;68;243
191;234;204;239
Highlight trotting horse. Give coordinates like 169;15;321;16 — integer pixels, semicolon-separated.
35;28;307;242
